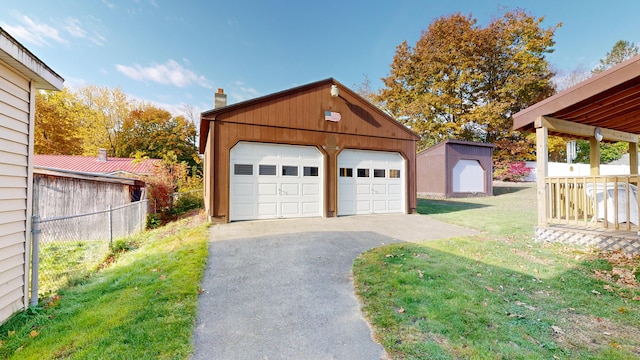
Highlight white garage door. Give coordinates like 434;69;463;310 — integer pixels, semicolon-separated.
338;149;405;216
230;142;323;221
453;159;484;193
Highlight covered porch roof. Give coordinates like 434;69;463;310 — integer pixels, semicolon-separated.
513;53;640;140
513;53;640;237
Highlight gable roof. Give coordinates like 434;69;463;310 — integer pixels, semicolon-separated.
513;53;640;135
199;77;419;152
417;139;495;156
0;27;63;90
34;154;160;175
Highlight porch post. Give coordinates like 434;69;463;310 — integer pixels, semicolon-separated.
536;123;548;227
629;142;638;175
590;138;600;176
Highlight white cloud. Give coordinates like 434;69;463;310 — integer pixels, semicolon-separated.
64;17;106;46
62;76;89;90
64;18;86;38
115;59;213;89
229;81;259;102
1;11;106;47
102;0;116;9
1;12;68;47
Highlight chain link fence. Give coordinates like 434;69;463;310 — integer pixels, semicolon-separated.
31;200;148;298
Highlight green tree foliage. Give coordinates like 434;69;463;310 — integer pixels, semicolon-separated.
573;140;628;164
592;40;639;74
377;10;560;161
34;89;84;155
116;104;199;168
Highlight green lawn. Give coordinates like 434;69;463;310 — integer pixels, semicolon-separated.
38;240;106;295
354;182;640;359
0;212;209;360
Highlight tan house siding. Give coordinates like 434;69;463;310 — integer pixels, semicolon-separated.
0;60;32;322
0;27;63;324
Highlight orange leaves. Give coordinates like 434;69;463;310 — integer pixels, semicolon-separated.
592;250;639;289
379;9;559;160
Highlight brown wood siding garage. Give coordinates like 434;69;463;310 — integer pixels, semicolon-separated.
199;78;419;222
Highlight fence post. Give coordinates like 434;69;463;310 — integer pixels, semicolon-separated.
140;200;144;232
30;215;40;307
108;204;113;250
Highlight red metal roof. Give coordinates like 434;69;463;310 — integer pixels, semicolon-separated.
34;154;160;175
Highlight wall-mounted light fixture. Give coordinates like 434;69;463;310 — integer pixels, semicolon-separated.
594;127;603;142
330;84;339;97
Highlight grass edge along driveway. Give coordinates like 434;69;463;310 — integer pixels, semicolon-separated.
0;212;209;360
353;183;640;359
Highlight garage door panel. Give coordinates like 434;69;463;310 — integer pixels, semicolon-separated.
281;183;299;195
233;183;255;196
453;159;484;193
338;149;405;216
340;202;355;214
389;184;401;195
302;183;319;196
230;142;323;221
356;201;370;213
372;200;384;210
356;184;370;195
338;183;354;196
258;203;277;217
233;204;255;219
302;202;319;215
389;200;401;212
281;202;300;216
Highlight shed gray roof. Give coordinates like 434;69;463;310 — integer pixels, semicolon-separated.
0;27;64;90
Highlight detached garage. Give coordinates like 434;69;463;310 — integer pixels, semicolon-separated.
199;78;419;223
417;140;494;198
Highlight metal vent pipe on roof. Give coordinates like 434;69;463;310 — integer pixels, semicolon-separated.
98;148;107;162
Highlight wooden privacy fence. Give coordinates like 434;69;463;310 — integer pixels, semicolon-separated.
545;176;640;231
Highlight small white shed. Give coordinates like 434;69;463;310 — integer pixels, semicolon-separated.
0;27;63;323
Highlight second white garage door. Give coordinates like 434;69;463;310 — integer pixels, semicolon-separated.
337;149;405;216
229;142;323;221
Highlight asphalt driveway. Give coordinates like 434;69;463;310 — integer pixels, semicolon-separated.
192;214;478;359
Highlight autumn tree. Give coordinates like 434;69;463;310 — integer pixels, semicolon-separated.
116;104;200;168
592;40;639;74
34;89;84;154
75;85;131;156
378;9;559;162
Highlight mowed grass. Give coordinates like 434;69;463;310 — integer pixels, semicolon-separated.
38;240;106;295
353;182;640;359
0;212;209;360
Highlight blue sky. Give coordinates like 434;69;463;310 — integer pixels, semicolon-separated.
1;1;639;118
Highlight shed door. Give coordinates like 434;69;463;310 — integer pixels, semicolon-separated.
337;149;405;216
453;159;484;193
229;142;323;221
